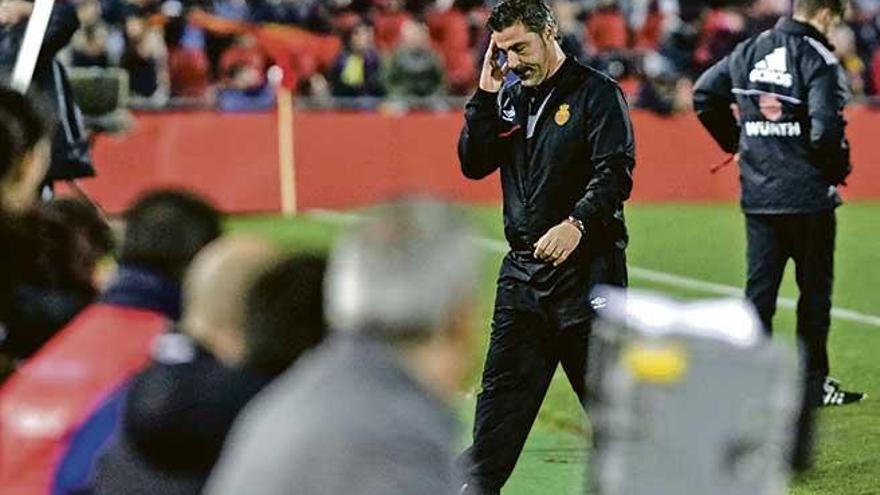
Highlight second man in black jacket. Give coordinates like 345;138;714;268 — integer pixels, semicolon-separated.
693;0;863;407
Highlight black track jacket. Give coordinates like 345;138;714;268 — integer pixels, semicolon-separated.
694;18;852;214
459;58;635;255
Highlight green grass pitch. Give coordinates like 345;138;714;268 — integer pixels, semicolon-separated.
229;202;880;495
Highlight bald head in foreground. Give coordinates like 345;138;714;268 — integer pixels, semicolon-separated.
181;235;280;366
205;199;480;495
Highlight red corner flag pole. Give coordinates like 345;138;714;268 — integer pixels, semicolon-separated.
271;66;297;217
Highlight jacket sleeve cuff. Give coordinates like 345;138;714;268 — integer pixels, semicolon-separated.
570;205;603;233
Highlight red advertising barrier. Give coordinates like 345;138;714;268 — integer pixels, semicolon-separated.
79;107;880;213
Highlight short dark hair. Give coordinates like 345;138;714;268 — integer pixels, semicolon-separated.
120;190;222;282
0;87;48;181
243;254;328;376
794;0;847;17
488;0;557;36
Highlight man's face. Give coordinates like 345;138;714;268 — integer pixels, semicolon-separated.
492;22;554;87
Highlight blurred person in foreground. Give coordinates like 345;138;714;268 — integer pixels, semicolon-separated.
205;199;479;495
101;189;222;321
457;0;635;492
0;86;51;377
0;87;50;216
0;189;221;493
0;92;111;378
0;92;110;364
693;0;863;408
83;242;329;495
1;198;114;366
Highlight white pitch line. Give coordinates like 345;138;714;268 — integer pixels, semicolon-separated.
306;209;880;328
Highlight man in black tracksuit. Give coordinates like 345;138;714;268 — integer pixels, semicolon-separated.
693;0;863;408
457;1;634;493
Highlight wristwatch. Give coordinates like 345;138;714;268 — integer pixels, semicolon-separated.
565;216;585;235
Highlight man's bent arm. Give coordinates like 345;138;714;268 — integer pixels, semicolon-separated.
570;83;635;231
693;56;739;154
459;89;506;180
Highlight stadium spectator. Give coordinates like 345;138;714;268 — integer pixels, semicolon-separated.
873;47;880;94
249;0;304;25
585;0;629;55
71;0;112;67
831;23;868;95
385;20;445;98
693;8;748;72
120;14;169;102
746;0;791;35
552;1;587;62
372;0;412;52
212;0;251;22
46;0;880;106
215;33;274;110
426;1;477;95
635;50;693;115
205;199;479;495
329;22;385;98
167;21;213;102
217;65;275;110
632;0;676;50
219;33;267;84
85;241;328;495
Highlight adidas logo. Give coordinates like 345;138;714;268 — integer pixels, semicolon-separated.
749;47;793;88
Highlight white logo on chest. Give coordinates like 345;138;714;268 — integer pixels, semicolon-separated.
749;47;793;88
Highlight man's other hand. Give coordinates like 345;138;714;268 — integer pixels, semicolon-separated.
533;221;582;266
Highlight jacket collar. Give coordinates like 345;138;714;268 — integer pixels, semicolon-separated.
520;56;580;100
776;17;835;50
510;56;587;129
100;264;182;320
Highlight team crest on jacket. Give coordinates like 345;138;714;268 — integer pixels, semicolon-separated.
555;104;570;126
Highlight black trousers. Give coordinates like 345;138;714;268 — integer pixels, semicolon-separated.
745;212;835;398
461;248;627;495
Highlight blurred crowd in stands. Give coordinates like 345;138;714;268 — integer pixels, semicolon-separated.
53;0;880;113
